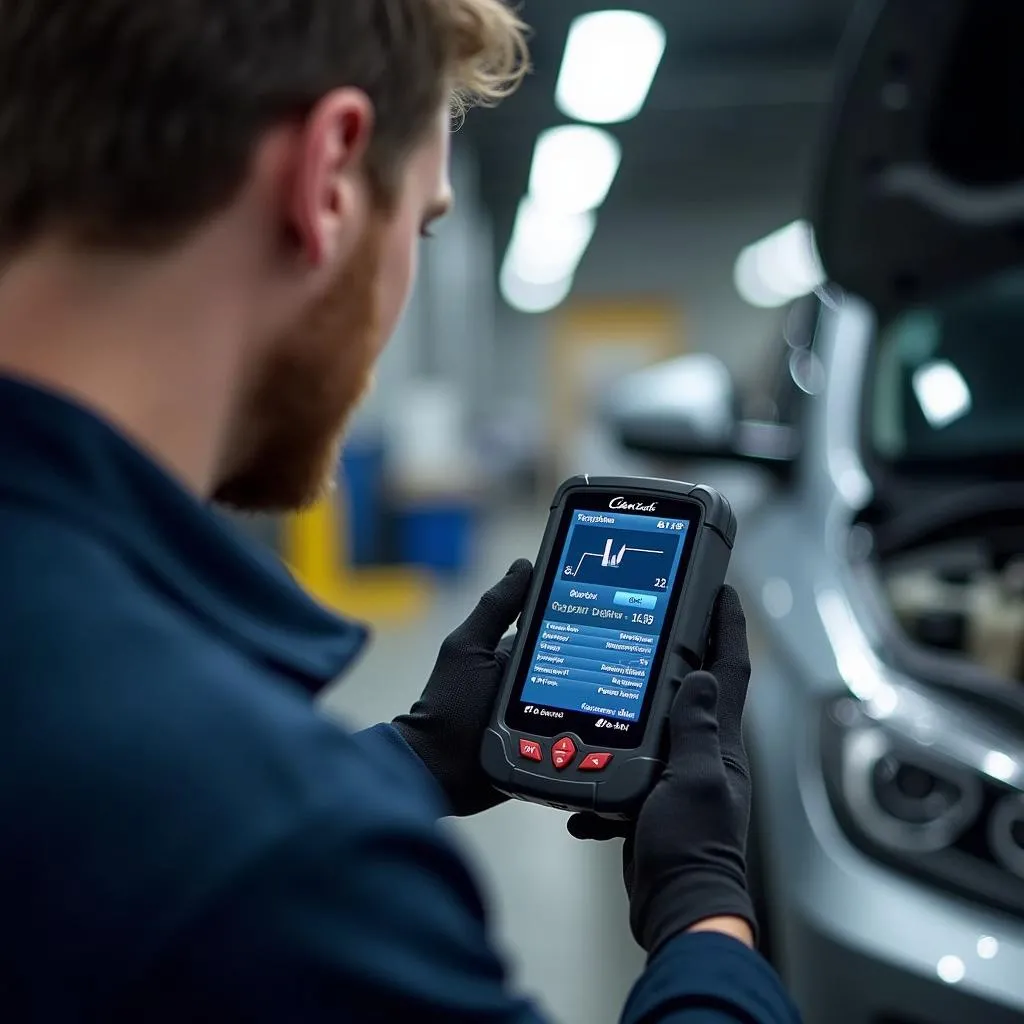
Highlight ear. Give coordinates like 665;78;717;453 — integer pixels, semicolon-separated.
288;88;375;269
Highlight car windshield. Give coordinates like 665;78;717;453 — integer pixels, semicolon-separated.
869;267;1024;473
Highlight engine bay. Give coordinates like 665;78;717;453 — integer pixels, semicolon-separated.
884;538;1024;683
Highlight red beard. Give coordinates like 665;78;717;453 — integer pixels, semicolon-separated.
213;222;383;513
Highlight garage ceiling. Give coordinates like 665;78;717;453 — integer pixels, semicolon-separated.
458;0;861;230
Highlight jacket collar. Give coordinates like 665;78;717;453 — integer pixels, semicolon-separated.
0;376;368;694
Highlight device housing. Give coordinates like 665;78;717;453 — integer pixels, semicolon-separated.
481;475;735;817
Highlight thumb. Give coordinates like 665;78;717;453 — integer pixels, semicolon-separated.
667;671;723;774
703;585;750;765
453;559;533;650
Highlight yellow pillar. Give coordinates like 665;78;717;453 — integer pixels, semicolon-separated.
282;482;432;626
547;299;682;485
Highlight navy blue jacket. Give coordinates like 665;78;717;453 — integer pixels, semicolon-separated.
0;377;801;1023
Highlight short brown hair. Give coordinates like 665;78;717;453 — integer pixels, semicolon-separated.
0;0;528;251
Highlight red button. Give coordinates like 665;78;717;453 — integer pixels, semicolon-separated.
519;738;543;762
552;737;576;770
579;752;613;772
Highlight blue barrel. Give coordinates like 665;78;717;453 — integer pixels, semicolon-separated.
339;436;386;566
396;499;479;577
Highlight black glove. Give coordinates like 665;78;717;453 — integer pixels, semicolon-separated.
567;585;754;955
393;559;532;817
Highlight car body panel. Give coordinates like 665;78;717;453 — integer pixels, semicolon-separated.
611;290;1024;1021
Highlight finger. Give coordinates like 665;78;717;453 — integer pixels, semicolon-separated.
703;585;750;759
704;585;749;678
494;632;517;673
567;813;632;841
668;670;723;776
449;560;533;652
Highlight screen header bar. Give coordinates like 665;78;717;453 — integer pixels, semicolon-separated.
572;510;689;534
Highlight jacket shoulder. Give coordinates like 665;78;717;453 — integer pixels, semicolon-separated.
0;510;440;957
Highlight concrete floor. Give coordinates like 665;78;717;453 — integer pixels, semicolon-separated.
321;508;646;1024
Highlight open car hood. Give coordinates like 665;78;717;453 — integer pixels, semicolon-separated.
812;0;1024;316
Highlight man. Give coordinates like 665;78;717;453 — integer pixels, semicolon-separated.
0;2;800;1021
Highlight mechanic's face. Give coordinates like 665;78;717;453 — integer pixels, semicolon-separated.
214;107;452;512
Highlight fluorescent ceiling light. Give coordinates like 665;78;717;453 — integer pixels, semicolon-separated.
912;359;972;428
504;196;596;285
733;219;826;309
500;260;574;314
529;125;621;215
556;10;666;124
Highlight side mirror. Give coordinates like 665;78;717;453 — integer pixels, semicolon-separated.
606;354;800;468
606;354;738;459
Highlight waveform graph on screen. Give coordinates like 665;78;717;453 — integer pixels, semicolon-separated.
562;526;679;591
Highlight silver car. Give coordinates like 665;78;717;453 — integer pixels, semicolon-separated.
607;1;1024;1018
610;278;1024;1024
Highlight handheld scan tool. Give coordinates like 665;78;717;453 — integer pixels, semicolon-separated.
482;476;736;816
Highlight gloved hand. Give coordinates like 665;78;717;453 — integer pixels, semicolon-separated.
567;585;754;955
393;559;532;817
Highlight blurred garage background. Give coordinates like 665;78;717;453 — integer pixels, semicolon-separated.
241;2;1017;1022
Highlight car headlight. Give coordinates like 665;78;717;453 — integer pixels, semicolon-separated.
822;685;1024;914
836;715;984;853
815;584;1024;912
